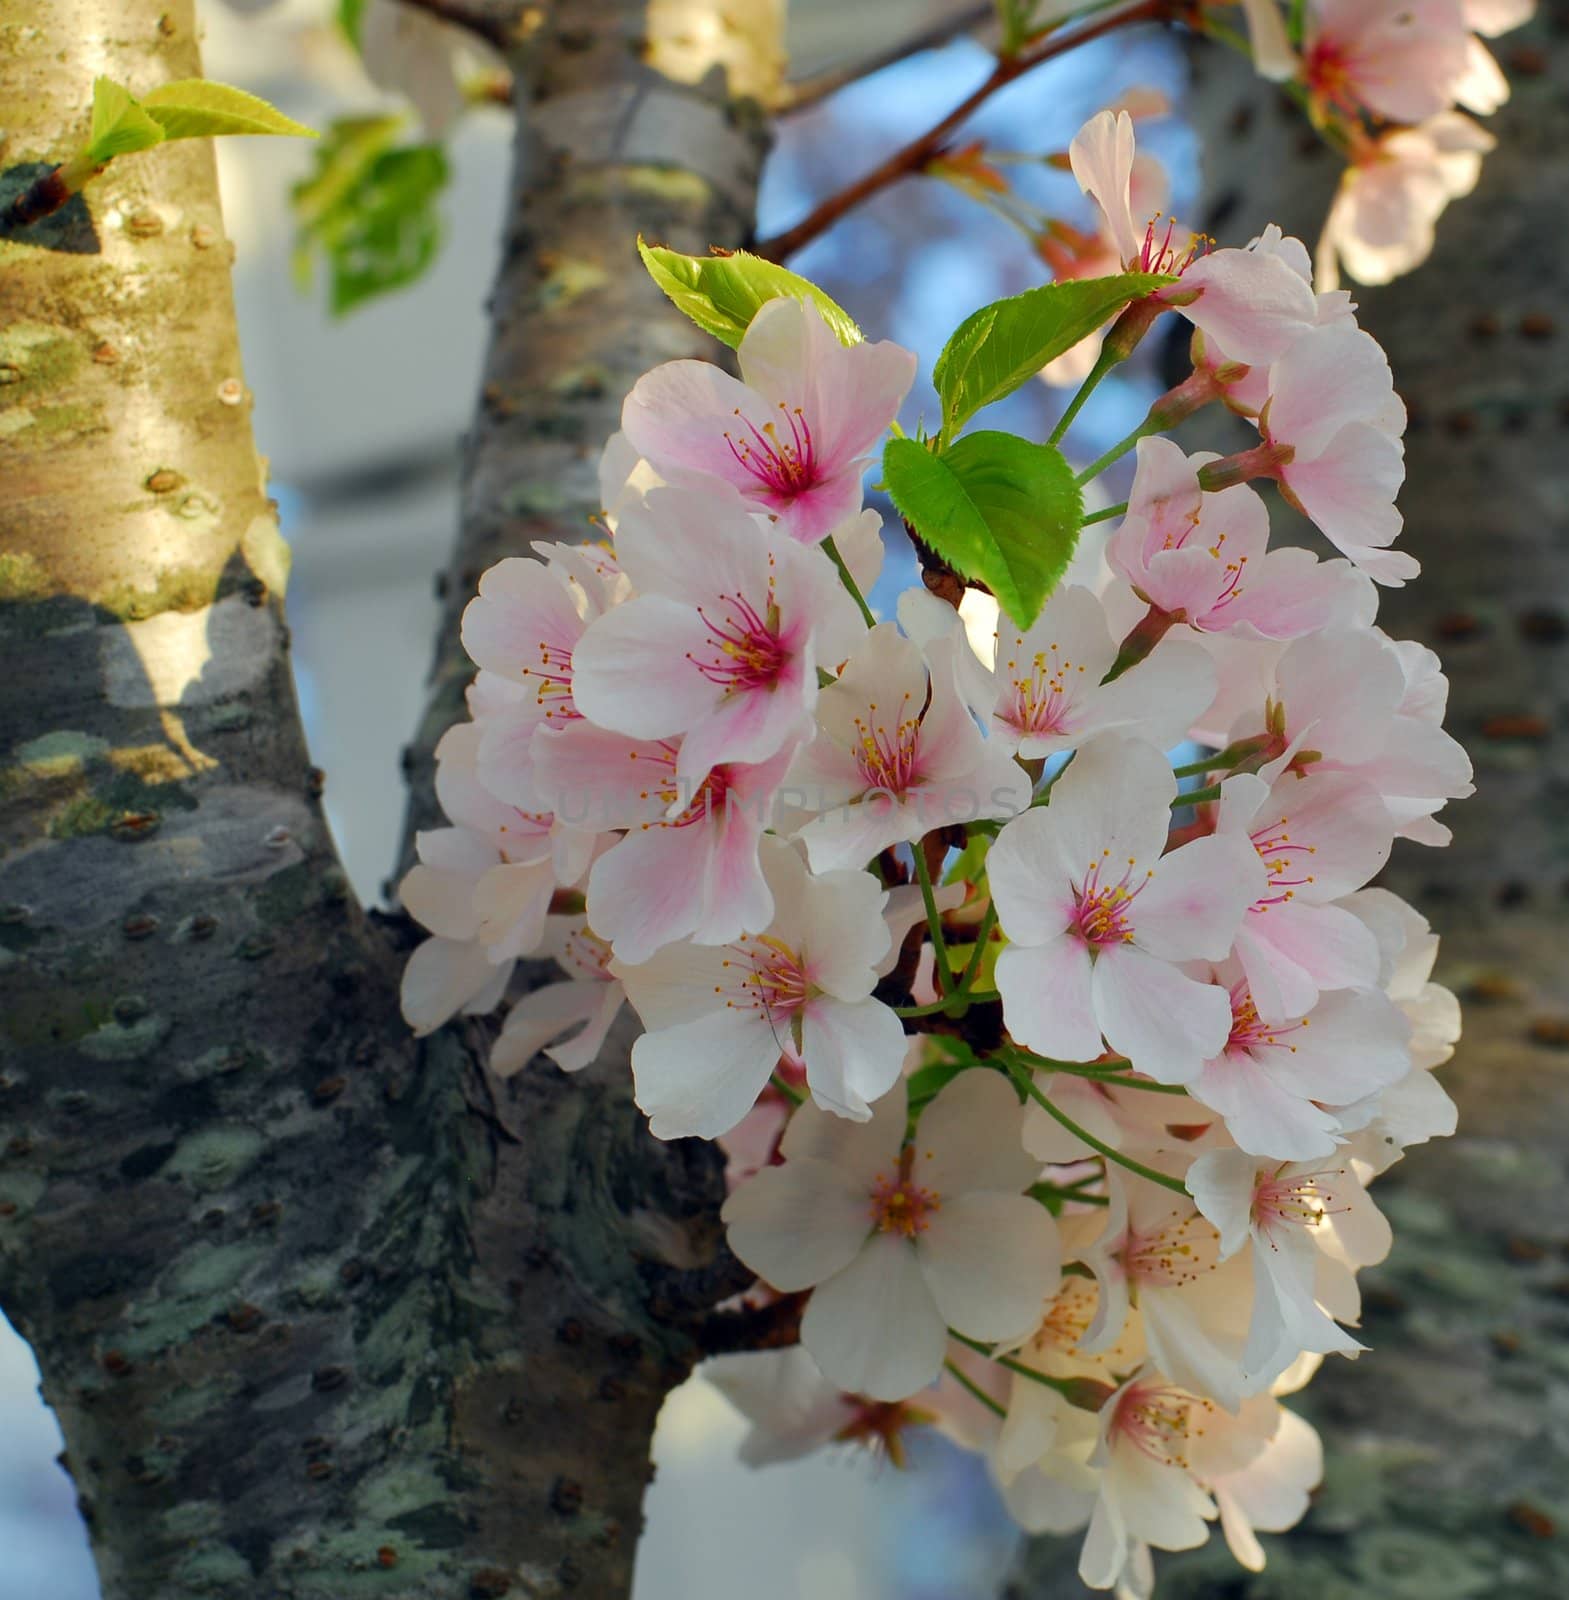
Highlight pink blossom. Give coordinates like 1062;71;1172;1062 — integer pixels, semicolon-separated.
572;486;861;786
533;722;796;963
1069;112;1317;367
618;839;907;1136
490;917;626;1077
620;296;916;545
1223;627;1473;843
1258;320;1416;584
1302;0;1472;124
989;737;1264;1083
789;622;1031;871
1186;1149;1392;1389
1111;438;1374;638
1185;963;1412;1158
723;1073;1058;1400
1320;114;1495;289
1213;769;1394;1022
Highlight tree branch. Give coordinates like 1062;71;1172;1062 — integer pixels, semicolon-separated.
773;2;998;116
754;0;1171;262
395;0;522;52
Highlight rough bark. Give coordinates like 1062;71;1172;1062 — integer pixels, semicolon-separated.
0;3;765;1597
1009;15;1569;1599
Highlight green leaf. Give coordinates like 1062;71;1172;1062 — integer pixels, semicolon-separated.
637;239;862;349
139;80;316;141
84;77;165;165
933;272;1173;437
292;117;448;314
883;432;1082;628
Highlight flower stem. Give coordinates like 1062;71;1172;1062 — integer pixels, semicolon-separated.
957;899;1000;993
822;534;876;628
1009;1063;1191;1194
1030;1180;1110;1207
770;1073;804;1106
948;1331;1113;1411
915;845;957;996
894;989;999;1018
944;1357;1008;1417
1080;500;1128;527
1172;783;1221;808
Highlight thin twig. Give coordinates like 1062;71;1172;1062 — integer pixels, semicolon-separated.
397;0;517;52
775;2;999;115
754;0;1171;262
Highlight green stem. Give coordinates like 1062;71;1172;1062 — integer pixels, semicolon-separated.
1171;754;1222;779
1081;501;1128;526
943;1357;1008;1417
948;1331;1083;1400
1172;783;1221;808
770;1073;804;1106
823;534;876;628
1049;337;1122;446
1030;1181;1110;1207
893;988;999;1019
957;900;999;992
1010;1063;1190;1194
915;847;957;995
1071;417;1154;487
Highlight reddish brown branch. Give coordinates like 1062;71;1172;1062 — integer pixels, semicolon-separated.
753;0;1172;262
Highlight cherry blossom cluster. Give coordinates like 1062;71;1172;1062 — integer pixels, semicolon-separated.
398;107;1470;1593
1235;0;1532;285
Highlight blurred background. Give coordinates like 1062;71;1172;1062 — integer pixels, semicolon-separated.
0;2;1189;1593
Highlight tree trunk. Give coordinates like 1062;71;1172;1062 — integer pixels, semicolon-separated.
0;3;766;1596
1008;15;1569;1598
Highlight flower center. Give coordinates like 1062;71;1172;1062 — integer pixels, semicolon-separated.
834;1398;932;1469
718;932;812;1025
563;926;615;982
1248;815;1318;911
1031;1277;1098;1354
853;693;922;796
1252;1166;1349;1242
1303;41;1362;117
1071;850;1152;947
725;402;820;501
1137;213;1204;277
1111;1380;1208;1468
690;588;788;694
1227;984;1308;1054
868;1149;941;1238
1118;1210;1217;1289
1001;642;1087;737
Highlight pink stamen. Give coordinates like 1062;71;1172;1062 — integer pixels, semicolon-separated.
1071;850;1153;947
1110;1377;1209;1468
689;584;788;693
1227;983;1308;1054
1252;1165;1351;1247
854;693;922;795
1001;641;1087;738
1248;817;1318;911
725;402;820;501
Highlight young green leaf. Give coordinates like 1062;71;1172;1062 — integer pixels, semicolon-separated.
883;431;1082;628
933;271;1172;437
637;239;862;349
292;118;447;314
83;77;165;165
139;80;316;141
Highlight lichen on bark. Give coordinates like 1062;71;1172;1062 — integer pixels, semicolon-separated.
0;2;773;1596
